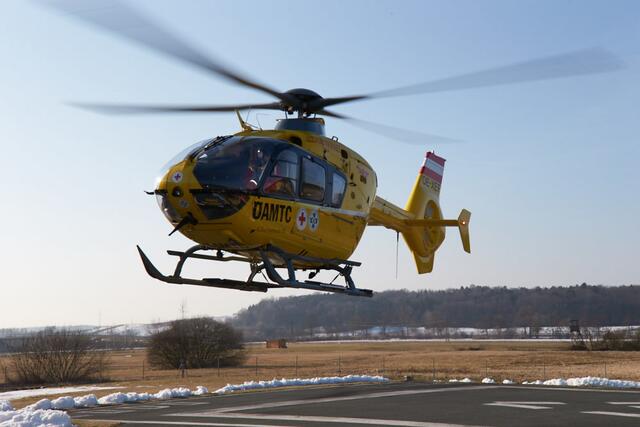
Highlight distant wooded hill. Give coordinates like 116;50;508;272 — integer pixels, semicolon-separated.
231;284;640;341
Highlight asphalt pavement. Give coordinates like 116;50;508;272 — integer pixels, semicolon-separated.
69;381;640;426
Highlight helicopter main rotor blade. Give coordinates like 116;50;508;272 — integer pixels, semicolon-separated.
310;47;623;110
321;110;461;146
71;102;283;115
43;0;295;106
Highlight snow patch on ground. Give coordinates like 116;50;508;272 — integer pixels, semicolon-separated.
0;385;122;401
215;375;389;394
502;379;516;385
0;402;12;412
523;376;640;389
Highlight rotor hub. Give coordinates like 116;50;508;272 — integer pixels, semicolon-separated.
282;88;324;117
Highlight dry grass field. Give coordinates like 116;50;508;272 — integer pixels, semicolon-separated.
3;340;640;410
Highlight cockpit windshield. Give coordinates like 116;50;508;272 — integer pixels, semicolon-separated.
155;137;214;187
193;137;278;191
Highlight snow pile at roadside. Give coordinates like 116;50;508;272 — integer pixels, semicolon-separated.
0;408;72;427
153;387;192;400
98;391;151;405
523;376;640;389
466;376;640;388
193;386;209;395
73;394;99;408
0;386;209;426
215;375;388;394
448;378;473;383
97;386;208;405
479;378;516;385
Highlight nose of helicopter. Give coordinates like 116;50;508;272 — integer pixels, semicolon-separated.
155;162;194;224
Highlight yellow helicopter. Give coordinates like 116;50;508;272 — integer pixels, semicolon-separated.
49;1;622;297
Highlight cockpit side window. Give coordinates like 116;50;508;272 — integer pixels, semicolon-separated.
263;149;299;198
300;157;326;202
331;172;346;207
193;137;276;191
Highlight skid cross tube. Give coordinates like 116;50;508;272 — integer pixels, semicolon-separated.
136;244;373;297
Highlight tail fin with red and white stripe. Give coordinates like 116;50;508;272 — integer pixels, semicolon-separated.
368;151;470;275
403;152;470;274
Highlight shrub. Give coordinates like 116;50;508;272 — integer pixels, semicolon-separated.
147;317;245;369
8;328;106;385
572;328;640;351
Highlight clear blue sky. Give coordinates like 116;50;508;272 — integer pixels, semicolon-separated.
1;0;638;328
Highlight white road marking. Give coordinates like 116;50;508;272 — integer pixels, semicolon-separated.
79;420;291;427
607;401;640;404
183;412;485;427
484;401;565;410
79;408;135;414
192;385;494;414
582;411;640;418
135;404;171;409
165;401;209;406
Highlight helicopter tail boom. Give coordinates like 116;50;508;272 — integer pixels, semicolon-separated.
368;151;470;274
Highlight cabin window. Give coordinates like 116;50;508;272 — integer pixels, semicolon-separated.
331;172;346;207
263;149;299;198
300;157;326;202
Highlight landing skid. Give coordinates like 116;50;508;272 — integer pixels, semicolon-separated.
136;244;373;297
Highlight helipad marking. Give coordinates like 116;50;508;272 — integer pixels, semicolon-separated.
484;401;565;410
169;386;491;426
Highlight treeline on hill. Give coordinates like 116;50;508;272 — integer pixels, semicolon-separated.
231;284;640;341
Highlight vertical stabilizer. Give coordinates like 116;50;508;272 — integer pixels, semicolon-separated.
403;152;447;273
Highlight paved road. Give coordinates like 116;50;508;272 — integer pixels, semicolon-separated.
70;382;640;426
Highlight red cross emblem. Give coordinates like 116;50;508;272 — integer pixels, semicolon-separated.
295;208;308;231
